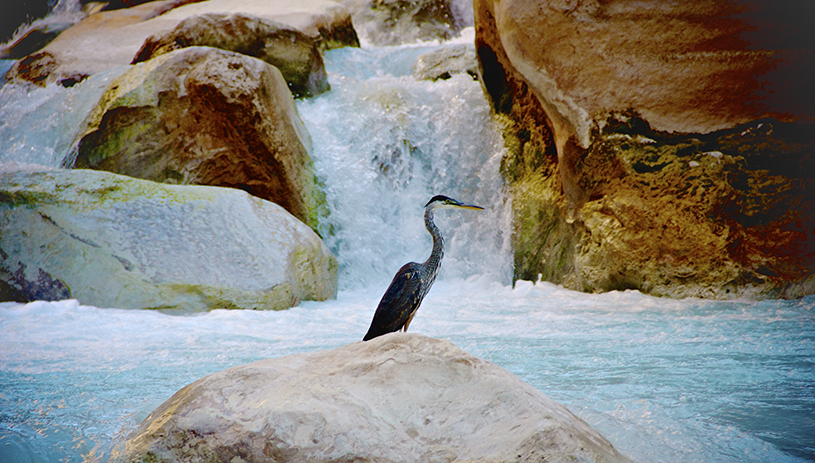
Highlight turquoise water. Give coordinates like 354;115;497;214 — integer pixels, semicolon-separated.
1;284;813;462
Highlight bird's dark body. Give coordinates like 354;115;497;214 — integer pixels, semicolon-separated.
362;263;429;341
362;195;482;341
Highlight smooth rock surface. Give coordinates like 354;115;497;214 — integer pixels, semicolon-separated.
0;168;338;310
124;333;632;463
72;46;324;231
132;13;328;97
155;0;360;51
6;0;358;86
412;44;477;81
477;0;814;148
475;0;815;299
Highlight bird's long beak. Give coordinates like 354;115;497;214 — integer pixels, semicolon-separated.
454;202;484;211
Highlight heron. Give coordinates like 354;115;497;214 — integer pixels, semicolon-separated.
362;195;483;341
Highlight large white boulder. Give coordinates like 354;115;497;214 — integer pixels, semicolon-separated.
157;0;358;50
0;168;338;310
6;0;358;86
124;333;633;463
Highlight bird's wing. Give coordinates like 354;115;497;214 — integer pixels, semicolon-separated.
363;263;424;341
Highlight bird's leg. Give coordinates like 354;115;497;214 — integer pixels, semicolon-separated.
403;310;417;332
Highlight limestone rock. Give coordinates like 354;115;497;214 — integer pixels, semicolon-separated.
412;44;477;81
0;168;338;310
133;13;328;98
124;333;632;463
72;46;324;231
6;0;358;87
475;0;815;299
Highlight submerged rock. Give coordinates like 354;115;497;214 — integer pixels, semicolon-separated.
6;0;358;87
124;333;632;463
412;44;477;81
475;0;815;299
72;46;325;231
132;13;328;98
342;0;469;46
0;169;338;310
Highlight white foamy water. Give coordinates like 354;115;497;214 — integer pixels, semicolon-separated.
0;29;814;463
297;44;512;290
1;0;85;48
0;66;129;169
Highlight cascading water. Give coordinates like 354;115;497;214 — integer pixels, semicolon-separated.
296;43;512;290
1;18;814;463
0;66;129;168
1;0;85;52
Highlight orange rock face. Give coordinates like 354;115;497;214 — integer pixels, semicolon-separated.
475;0;815;298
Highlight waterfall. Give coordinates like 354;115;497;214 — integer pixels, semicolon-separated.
0;66;129;169
1;40;512;292
296;44;512;290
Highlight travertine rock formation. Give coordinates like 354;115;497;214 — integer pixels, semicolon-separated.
475;0;815;298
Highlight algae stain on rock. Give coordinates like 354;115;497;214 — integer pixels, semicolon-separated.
156;282;298;312
1;169;337;309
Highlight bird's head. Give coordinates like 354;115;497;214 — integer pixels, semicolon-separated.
425;195;484;211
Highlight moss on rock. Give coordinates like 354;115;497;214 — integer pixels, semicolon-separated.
508;112;815;299
72;46;326;233
475;0;815;299
0;169;338;309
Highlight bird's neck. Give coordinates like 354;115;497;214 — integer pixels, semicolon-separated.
423;207;444;274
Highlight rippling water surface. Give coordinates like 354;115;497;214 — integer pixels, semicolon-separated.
1;284;813;463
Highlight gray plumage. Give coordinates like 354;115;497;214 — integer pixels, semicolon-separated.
363;195;483;341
